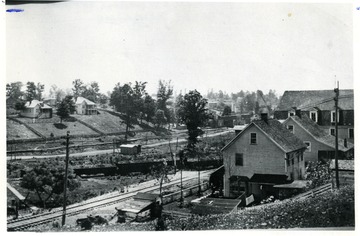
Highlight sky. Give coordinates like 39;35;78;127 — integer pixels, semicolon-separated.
6;1;354;97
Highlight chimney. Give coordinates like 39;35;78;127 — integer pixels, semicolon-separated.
344;138;347;148
295;109;301;118
261;113;268;123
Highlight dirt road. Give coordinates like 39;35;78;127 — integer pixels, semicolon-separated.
7;130;232;160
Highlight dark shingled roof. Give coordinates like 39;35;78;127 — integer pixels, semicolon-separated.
289;115;354;152
222;119;307;153
277;90;354;111
252;119;307;153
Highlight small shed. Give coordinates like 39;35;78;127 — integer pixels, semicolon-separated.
273;180;310;199
120;144;141;155
116;192;160;222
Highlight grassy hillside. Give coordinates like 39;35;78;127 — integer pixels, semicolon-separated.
72;112;135;134
28;122;99;138
6;119;40;139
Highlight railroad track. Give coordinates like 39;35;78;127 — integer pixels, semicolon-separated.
7;172;212;231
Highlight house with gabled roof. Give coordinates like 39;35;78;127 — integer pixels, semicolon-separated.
20;100;53;118
274;90;354;143
74;97;98;115
283;112;354;164
221;114;307;200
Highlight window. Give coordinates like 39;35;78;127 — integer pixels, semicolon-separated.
250;133;257;145
301;154;304;161
291;159;294;165
287;125;294;133
349;128;354;139
304;141;311;152
235;153;243;166
288;111;295;117
331;110;339;123
310;111;318;122
330;128;335;136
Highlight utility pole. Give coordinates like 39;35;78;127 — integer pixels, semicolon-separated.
179;150;184;207
334;82;340;189
62;131;70;226
198;151;201;196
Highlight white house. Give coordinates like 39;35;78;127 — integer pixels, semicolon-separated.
20;100;53;118
75;97;97;115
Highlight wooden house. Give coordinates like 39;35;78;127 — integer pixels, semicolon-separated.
221;114;307;200
20;100;53;118
283;113;354;164
75;97;98;115
274;90;354;143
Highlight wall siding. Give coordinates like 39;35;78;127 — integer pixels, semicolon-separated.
284;119;335;163
223;125;287;197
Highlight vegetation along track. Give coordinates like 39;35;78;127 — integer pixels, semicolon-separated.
7;173;210;231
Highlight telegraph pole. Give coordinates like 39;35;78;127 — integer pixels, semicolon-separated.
62;131;70;226
334;82;340;189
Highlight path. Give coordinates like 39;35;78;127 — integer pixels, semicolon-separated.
7;130;232;160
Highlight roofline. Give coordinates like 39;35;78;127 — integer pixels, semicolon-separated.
221;123;253;152
284;117;352;151
221;121;305;153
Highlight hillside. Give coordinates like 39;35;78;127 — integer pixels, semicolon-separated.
6;111;146;140
72;111;141;134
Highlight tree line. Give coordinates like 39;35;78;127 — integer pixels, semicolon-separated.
206;89;281;115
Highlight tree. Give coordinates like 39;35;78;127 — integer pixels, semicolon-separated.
26;82;37;101
6;82;23;99
143;94;156;124
150;159;171;204
20;161;80;208
177;90;210;149
222;105;232;116
57;95;76;123
154;109;167;129
174;94;184;125
157;80;173;127
133;81;147;124
110;82;145;140
14;101;26;111
49;85;66;103
72;79;86;99
98;93;108;107
82;81;101;102
36;82;45;100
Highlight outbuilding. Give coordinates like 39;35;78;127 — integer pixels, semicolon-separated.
120;144;141;155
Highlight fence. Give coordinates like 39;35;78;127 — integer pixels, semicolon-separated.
292;183;332;200
162;182;210;205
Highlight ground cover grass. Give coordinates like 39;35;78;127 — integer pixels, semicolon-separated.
6;119;39;139
73;112;141;134
27;121;98;137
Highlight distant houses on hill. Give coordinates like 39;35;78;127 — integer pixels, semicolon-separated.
283;112;354;164
74;97;98;115
274;90;354;142
7;96;99;119
20;100;53;118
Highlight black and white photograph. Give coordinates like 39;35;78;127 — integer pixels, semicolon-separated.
3;0;357;233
